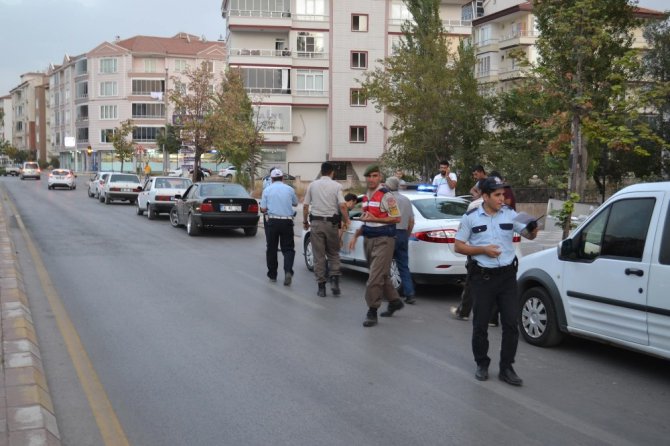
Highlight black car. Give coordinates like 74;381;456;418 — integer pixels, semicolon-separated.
169;182;260;236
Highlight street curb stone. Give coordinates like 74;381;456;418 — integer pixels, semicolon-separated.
0;206;61;445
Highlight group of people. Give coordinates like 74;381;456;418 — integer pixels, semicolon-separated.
259;161;538;387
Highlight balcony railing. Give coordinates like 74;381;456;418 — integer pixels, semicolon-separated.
295;51;328;59
475;38;499;47
443;19;472;27
499;30;539;43
132;114;166;119
245;88;291;95
295;90;327;97
476;69;499;79
229;9;291;18
293;14;328;21
231;48;292;57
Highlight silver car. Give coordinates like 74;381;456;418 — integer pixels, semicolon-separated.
136;176;192;219
98;173;142;205
87;172;112;199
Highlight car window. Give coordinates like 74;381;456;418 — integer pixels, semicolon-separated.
411;197;469;220
24;163;39;169
168;178;191;189
184;185;197;199
660;205;670;265
110;174;140;183
577;198;654;261
53;170;68;175
199;183;248;197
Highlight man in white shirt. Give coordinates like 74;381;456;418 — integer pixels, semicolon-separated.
432;160;458;197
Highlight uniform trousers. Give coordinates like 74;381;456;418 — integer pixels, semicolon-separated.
393;229;415;298
469;268;519;369
265;219;295;280
363;235;401;309
310;219;341;283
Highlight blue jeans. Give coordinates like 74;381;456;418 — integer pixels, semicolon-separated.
394;229;415;297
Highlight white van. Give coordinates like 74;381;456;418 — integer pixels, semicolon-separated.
517;181;670;359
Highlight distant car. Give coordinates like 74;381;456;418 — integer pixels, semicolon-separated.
262;172;296;183
6;165;21;176
218;166;237;179
47;169;76;190
19;162;41;180
137;176;193;219
98;173;142;205
302;192;523;289
169;182;260;236
87;172;112;199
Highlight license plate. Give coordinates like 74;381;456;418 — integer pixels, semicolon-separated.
122;188;132;192
221;205;241;212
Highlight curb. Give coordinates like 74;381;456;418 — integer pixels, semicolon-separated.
0;206;61;445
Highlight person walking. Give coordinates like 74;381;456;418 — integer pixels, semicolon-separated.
432;160;458;197
302;162;351;297
385;176;416;305
260;169;298;286
348;165;404;327
454;177;538;386
143;161;152;182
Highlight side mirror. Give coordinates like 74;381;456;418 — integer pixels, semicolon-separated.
174;194;182;200
558;238;573;259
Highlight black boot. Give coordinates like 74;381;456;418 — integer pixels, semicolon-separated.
330;276;341;296
363;308;378;327
380;299;404;317
317;282;326;297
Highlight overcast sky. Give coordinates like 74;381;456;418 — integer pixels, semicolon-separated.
1;0;668;95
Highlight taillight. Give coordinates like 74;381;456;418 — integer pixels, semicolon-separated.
110;187;121;192
248;203;259;213
200;202;214;212
66;173;73;178
413;229;456;243
134;186;142;192
156;195;171;202
513;233;521;243
48;173;53;178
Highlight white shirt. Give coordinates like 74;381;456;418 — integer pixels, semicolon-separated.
432;172;457;197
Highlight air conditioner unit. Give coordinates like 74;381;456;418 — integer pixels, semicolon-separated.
292;136;301;142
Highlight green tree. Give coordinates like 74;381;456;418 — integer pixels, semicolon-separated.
156;124;182;173
109;119;135;172
168;62;215;183
209;68;263;188
360;0;488;184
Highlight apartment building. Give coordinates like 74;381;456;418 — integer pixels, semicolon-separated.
0;95;12;144
9;72;48;161
222;0;479;180
48;33;227;171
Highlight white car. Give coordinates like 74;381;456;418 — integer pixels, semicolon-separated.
87;172;112;199
47;169;76;190
302;192;523;289
218;166;237;179
19;161;41;180
136;176;192;219
98;173;142;205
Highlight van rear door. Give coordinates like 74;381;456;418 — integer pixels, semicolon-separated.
647;195;670;355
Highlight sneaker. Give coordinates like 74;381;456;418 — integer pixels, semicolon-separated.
404;296;417;305
450;306;468;321
499;367;523;386
283;272;292;286
380;299;404;317
363;309;378;327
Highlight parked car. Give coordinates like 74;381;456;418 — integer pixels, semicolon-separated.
47;169;76;190
169;182;259;236
6;165;21;176
19;162;41;180
302;192;522;289
87;172;112;199
98;173;142;204
137;176;192;219
218;166;237;179
517;181;670;360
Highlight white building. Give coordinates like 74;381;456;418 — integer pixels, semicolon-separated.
222;0;479;180
0;95;12;145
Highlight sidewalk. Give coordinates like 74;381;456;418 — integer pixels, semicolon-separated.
0;199;61;445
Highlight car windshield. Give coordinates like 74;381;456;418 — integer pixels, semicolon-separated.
53;170;69;175
411;197;469;220
110;174;140;183
24;163;38;169
156;178;191;189
199;183;248;197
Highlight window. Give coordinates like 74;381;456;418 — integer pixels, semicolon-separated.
77;105;88;121
144;59;157;73
350;89;366;106
99;81;117;97
100;105;117;120
231;0;290;15
350;126;366;143
75;59;87;75
351;51;367;69
100;58;117;74
254;105;291;132
175;59;187;72
76;82;88;99
100;129;116;143
296;70;324;95
132;127;160;142
296;0;324;16
132;103;165;118
132;79;165;95
576;198;655;261
206;61;214;73
241;68;289;94
660;207;670;265
352;14;368;32
77;127;89;143
297;32;325;57
15;122;23;131
391;0;412;22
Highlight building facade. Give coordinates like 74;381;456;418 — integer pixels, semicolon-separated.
0;95;12;145
9;73;48;162
222;0;479;180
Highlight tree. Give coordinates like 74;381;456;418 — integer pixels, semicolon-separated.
360;0;488;184
168;63;215;183
209;68;263;188
156;124;182;173
109;119;135;172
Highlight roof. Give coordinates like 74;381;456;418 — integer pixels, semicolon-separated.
114;33;226;56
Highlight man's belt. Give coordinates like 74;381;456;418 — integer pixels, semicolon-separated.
309;215;336;222
268;215;293;220
473;261;517;275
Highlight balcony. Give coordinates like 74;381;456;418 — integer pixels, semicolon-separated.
475;38;499;53
499;30;538;49
442;19;472;35
227;9;292;30
475;69;499;83
498;67;530;81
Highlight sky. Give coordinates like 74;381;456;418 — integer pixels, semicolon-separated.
0;0;668;95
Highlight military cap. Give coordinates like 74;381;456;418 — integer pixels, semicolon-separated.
363;164;381;177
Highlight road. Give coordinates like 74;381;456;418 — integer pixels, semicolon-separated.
2;175;669;446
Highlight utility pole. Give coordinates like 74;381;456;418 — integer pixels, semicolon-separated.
163;67;169;174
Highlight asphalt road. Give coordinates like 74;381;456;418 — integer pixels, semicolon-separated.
2;175;669;446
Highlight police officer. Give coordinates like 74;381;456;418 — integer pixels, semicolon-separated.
303;162;351;297
349;165;404;327
454;176;538;386
260;169;299;286
385;176;416;304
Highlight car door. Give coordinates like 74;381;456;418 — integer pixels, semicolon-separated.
340;200;366;266
184;184;200;216
175;185;193;223
138;178;152;208
560;193;660;345
647;197;670;355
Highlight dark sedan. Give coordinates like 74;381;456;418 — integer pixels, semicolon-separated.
169;182;260;236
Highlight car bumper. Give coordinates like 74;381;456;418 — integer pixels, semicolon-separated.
151;202;177;213
107;192;139;200
194;213;260;228
49;181;75;187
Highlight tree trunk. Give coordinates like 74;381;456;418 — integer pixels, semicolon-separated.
569;114;588;198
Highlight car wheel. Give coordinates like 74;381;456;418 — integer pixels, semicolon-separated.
244;226;257;236
99;193;104;203
147;205;157;220
169;208;182;228
88;188;94;198
20;176;24;180
389;259;402;291
303;235;314;272
47;185;52;190
104;194;111;205
72;185;76;190
136;202;144;215
186;214;200;236
519;286;563;347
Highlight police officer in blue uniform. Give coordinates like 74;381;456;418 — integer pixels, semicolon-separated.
455;177;538;386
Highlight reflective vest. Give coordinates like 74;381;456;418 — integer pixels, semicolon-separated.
362;188;390;219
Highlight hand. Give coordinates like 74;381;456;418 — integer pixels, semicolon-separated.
348;236;358;251
303;221;309;229
483;244;502;258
